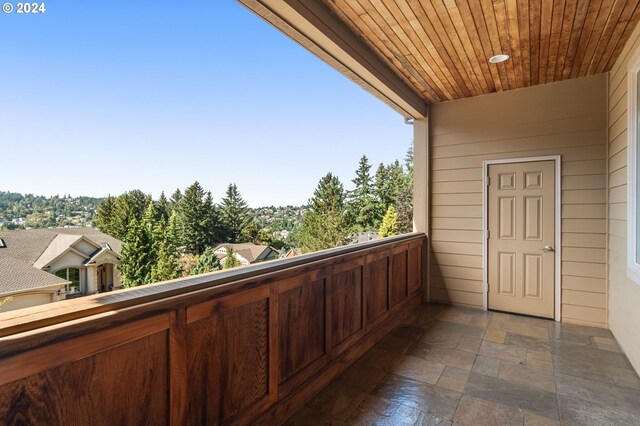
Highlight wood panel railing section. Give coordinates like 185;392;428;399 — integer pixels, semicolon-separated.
0;233;426;425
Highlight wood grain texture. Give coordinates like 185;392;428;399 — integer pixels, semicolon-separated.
278;277;327;385
390;249;408;308
330;261;364;349
320;0;640;102
0;332;168;426
187;299;270;424
365;251;390;327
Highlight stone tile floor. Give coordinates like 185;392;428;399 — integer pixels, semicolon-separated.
284;304;640;425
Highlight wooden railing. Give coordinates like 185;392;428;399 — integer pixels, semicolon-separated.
0;233;426;425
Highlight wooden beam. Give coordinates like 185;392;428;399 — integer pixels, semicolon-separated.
237;0;427;118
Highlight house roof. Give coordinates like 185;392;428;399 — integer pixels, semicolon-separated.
0;227;122;295
32;234;86;269
213;243;276;263
0;257;68;295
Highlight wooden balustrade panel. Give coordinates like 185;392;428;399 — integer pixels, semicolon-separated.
408;245;422;295
278;273;327;388
0;233;426;426
0;332;168;426
187;298;270;424
390;249;408;308
365;252;389;326
330;260;364;352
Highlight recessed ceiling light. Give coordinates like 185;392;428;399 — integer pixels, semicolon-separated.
489;54;510;64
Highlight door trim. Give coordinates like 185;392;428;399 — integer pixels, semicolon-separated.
482;156;562;321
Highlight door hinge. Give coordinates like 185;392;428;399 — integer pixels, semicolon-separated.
487;283;490;292
485;229;490;239
485;176;490;186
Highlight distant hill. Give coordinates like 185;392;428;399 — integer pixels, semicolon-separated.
0;191;102;229
0;191;308;232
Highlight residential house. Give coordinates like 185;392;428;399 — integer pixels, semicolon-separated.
0;227;122;312
213;243;279;266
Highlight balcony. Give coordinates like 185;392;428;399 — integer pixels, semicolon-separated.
3;231;639;425
286;304;640;425
0;233;426;425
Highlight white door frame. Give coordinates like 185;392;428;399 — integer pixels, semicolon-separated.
482;155;562;321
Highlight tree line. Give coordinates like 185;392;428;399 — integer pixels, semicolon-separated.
296;146;413;253
94;145;413;287
95;182;254;286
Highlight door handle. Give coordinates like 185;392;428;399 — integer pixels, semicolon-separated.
541;245;555;252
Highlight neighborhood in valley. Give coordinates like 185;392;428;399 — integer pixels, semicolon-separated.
0;151;412;313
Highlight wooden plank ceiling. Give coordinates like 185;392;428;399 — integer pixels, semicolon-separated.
321;0;640;103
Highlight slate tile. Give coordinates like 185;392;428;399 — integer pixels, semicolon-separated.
456;336;481;353
471;355;500;377
589;336;623;353
363;348;403;371
436;310;472;325
523;412;561;426
498;361;556;393
424;346;477;370
345;395;424;425
427;320;486;339
608;365;640;390
464;372;559;419
555;373;640;416
453;395;523;426
391;355;446;384
489;320;549;341
372;374;462;420
308;382;367;420
375;333;414;354
436;366;470;392
284;406;343;426
505;333;551;353
483;328;506;344
337;360;387;393
558;394;640;425
478;341;526;364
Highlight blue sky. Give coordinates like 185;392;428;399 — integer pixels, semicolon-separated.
0;1;411;207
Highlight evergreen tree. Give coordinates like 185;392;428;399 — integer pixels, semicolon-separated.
379;205;399;238
220;183;252;243
142;201;159;263
95;195;116;235
346;155;378;232
152;212;184;281
169;189;183;211
155;191;170;222
373;163;391;222
299;173;350;253
179;181;218;254
405;143;414;177
111;190;150;240
396;185;413;234
223;248;241;269
118;217;154;287
190;247;221;275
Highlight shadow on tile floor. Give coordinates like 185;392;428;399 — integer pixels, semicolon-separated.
284;304;640;426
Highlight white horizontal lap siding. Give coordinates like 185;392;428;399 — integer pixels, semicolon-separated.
430;75;608;325
607;22;640;373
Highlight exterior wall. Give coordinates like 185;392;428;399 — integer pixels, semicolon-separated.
49;251;86;272
607;22;640;373
429;75;608;327
0;287;64;312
